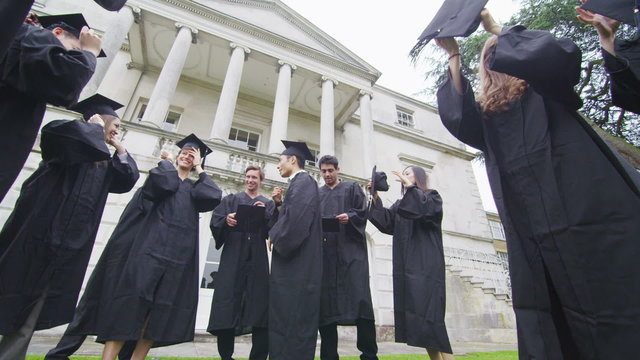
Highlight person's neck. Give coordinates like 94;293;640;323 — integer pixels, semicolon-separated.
326;180;340;189
290;166;303;177
178;167;190;180
245;189;259;198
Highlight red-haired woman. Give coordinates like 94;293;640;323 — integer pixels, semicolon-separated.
435;8;640;360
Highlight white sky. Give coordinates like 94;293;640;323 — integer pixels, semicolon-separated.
282;0;519;212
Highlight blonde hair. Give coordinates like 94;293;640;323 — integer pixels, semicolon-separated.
477;36;529;115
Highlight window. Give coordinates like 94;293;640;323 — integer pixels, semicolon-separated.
200;236;222;289
396;107;415;128
228;127;260;152
136;103;181;132
306;148;320;167
489;220;506;240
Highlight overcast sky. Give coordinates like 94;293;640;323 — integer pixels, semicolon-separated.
282;0;519;212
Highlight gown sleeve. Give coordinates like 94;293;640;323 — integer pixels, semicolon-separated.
3;25;97;107
603;43;640;114
396;188;443;226
345;182;367;240
39;120;111;164
436;71;486;151
108;152;139;194
490;25;582;108
367;196;397;235
190;172;222;212
210;194;232;249
142;160;180;201
268;176;318;259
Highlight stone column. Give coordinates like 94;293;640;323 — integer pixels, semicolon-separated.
80;5;140;99
268;60;296;154
140;23;197;127
320;76;338;156
359;90;375;176
209;43;250;142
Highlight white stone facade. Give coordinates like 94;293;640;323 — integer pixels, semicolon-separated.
0;0;516;343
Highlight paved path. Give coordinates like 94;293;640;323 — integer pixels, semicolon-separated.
28;333;517;358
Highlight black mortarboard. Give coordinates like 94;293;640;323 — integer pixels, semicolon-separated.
281;140;315;162
39;13;107;57
176;133;213;166
233;204;267;233
581;0;639;26
410;0;489;58
69;94;123;120
93;0;128;11
370;165;389;196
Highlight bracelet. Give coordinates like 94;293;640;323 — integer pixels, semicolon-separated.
448;53;461;60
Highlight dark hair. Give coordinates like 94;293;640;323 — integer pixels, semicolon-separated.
245;165;265;180
401;166;429;195
285;155;305;169
318;155;339;169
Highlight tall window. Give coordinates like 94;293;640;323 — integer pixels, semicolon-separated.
489;220;506;240
136;103;182;132
200;236;222;290
228;127;260;152
396;107;415;128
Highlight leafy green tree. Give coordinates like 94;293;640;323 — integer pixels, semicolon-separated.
416;0;640;149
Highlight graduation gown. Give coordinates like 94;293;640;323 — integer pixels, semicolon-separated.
94;161;222;347
603;38;640;114
318;181;374;326
0;0;34;60
0;119;139;334
0;24;96;203
268;171;323;360
368;189;452;353
436;25;640;360
207;192;275;335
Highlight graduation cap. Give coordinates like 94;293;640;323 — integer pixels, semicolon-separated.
93;0;128;11
39;13;106;57
69;94;123;120
233;204;267;233
581;0;639;26
410;0;489;58
281;140;315;162
370;165;389;196
176;133;213;167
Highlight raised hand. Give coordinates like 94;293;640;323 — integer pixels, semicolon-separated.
79;26;102;57
391;170;412;187
87;114;105;127
480;8;503;35
576;1;620;55
271;187;283;204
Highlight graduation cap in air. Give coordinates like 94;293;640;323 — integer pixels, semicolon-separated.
370;165;390;196
281;140;315;163
69;94;124;120
93;0;128;11
581;0;639;26
176;133;213;167
39;13;107;57
410;0;489;58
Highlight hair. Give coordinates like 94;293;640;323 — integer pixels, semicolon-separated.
401;166;429;196
476;36;529;115
245;165;265;180
318;155;339;169
285;155;305;170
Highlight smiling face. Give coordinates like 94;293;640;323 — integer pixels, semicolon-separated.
245;169;262;192
403;166;416;186
101;115;120;142
320;163;339;186
177;147;195;170
276;155;295;178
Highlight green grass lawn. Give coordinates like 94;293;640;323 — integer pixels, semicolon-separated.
27;351;518;360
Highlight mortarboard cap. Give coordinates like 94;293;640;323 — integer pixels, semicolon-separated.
93;0;128;11
581;0;639;26
281;140;315;162
410;0;489;58
39;13;106;57
176;133;213;166
69;94;123;120
370;165;389;196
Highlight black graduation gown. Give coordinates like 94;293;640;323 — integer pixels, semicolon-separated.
0;0;34;60
94;161;222;347
437;25;640;360
368;189;452;353
268;171;323;360
318;181;374;326
207;192;275;335
0;24;96;203
0;119;139;334
602;38;640;114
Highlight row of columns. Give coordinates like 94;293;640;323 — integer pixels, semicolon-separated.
86;6;376;175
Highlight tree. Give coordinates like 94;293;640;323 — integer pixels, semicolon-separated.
416;0;640;154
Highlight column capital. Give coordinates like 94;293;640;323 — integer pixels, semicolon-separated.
277;60;297;74
126;5;142;23
230;42;251;61
175;23;198;43
321;75;339;88
359;89;373;99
